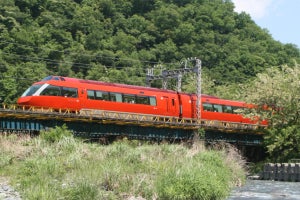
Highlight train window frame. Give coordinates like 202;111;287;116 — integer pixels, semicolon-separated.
213;104;222;112
62;87;78;98
95;91;109;100
21;84;43;97
102;92;109;100
172;99;175;106
110;92;122;102
123;94;136;104
223;105;233;113
203;103;213;112
136;95;150;105
40;85;61;96
87;90;95;99
86;89;157;106
149;97;156;106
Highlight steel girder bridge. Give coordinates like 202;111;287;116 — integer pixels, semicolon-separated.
0;104;265;145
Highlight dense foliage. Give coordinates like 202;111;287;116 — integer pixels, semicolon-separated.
0;0;299;103
240;64;300;162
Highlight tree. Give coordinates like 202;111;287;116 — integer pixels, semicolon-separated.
0;0;300;105
153;39;178;62
0;62;48;103
85;64;110;82
241;63;300;161
264;125;300;162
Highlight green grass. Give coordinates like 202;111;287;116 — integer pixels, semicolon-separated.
0;127;246;200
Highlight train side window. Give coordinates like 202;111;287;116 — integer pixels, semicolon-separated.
40;85;61;96
62;87;78;98
172;99;175;106
21;84;43;97
149;97;156;106
223;105;233;113
102;92;109;100
95;91;109;100
203;103;213;111
136;96;150;105
87;90;95;99
213;104;222;112
123;94;136;104
110;93;122;102
95;91;102;100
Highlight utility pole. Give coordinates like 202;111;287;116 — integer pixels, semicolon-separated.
146;58;200;91
195;58;202;122
146;57;202;122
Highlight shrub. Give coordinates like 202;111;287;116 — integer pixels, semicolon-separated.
63;182;99;200
156;151;231;200
40;124;73;143
0;131;245;200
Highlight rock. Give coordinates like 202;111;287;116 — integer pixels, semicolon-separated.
0;177;22;200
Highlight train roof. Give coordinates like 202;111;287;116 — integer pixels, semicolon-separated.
40;75;218;99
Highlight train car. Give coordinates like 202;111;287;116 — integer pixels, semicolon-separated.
198;95;264;124
17;75;266;126
18;76;184;117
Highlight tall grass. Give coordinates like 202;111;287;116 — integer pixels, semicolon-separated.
0;127;246;200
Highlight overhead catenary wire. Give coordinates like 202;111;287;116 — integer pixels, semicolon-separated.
0;40;180;67
0;39;188;87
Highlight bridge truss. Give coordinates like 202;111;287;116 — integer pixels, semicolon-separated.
0;104;265;145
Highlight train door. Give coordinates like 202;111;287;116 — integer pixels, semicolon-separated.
177;93;196;118
163;96;169;113
62;86;81;110
177;93;183;118
79;88;89;109
170;97;177;116
163;96;177;116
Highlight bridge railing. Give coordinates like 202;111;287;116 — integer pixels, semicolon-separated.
0;104;267;133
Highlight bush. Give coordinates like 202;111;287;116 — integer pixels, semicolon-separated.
156;151;231;200
40;124;73;143
63;181;99;200
0;131;246;200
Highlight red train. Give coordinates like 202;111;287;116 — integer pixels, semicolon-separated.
17;76;266;126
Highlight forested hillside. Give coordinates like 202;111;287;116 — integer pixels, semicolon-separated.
0;0;299;103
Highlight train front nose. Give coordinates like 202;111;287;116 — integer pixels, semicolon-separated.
17;96;32;105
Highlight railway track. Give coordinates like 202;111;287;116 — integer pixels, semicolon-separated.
0;104;266;144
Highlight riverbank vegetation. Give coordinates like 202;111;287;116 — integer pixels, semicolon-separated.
0;126;246;199
239;63;300;163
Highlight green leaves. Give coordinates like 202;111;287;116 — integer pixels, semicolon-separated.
264;125;300;162
0;0;299;103
241;64;300;162
0;62;47;103
40;125;73;143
